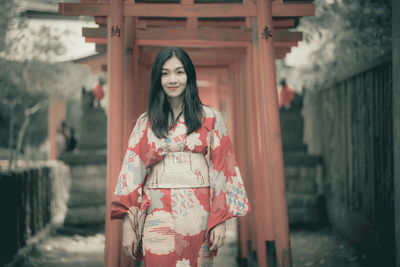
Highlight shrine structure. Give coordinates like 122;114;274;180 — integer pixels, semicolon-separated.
58;1;315;266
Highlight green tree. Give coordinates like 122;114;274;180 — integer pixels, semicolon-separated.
280;0;391;89
0;0;92;168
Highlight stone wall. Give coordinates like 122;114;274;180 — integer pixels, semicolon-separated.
0;161;70;265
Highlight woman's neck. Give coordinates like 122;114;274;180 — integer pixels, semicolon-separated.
168;96;184;118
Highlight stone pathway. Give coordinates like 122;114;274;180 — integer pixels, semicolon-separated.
23;233;104;267
290;229;367;267
23;222;367;267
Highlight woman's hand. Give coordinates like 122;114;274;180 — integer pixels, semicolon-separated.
209;222;226;251
122;215;137;259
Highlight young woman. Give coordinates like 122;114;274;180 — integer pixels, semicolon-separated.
111;47;249;267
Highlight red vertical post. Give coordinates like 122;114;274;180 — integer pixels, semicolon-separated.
244;45;259;255
123;16;139;142
232;60;251;260
182;0;198;29
226;66;235;138
256;0;292;266
104;0;125;266
48;101;65;160
248;28;275;267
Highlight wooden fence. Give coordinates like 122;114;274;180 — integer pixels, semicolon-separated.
0;161;70;265
302;54;394;265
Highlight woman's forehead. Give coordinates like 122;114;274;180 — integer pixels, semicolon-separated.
162;56;184;70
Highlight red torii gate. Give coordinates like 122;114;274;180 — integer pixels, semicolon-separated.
58;1;314;266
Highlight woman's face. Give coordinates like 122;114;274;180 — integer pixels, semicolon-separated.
161;56;187;101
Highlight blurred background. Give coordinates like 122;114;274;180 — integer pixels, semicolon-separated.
0;0;394;266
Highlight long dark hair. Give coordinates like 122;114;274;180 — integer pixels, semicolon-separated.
147;47;203;138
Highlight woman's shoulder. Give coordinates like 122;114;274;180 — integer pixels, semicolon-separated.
137;112;147;121
132;112;148;128
202;105;221;119
202;105;227;137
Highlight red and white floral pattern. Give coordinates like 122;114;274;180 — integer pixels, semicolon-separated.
111;106;250;267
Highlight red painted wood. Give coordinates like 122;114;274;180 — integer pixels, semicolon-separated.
136;18;295;29
181;0;198;29
58;3;110;16
187;17;198;29
197;67;230;110
95;16;107;26
136;39;249;47
123;16;140;155
243;44;258;255
48;101;65;160
271;1;315;17
85;37;107;44
276;47;291;54
137;28;251;41
274;31;303;42
250;23;274;267
58;3;257;17
273;18;296;29
232;60;251;260
59;2;313;18
124;3;257;17
104;1;125;267
83;27;302;43
256;0;292;266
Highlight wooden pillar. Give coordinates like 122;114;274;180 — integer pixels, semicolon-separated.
244;44;259;258
48;101;65;160
123;16;139;142
104;0;125;266
182;0;198;29
249;26;275;267
393;0;400;266
226;66;235;138
255;0;291;266
232;59;251;260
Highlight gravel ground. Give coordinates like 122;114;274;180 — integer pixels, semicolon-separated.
23;222;367;267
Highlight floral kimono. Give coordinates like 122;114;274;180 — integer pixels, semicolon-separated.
111;106;250;267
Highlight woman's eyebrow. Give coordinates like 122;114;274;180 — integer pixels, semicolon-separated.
162;66;184;71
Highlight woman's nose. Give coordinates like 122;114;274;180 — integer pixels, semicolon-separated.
168;73;178;84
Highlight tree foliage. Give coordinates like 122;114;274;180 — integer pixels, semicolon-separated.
0;0;93;167
279;0;392;90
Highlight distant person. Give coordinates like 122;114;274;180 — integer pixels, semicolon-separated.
279;79;295;108
56;121;67;159
92;78;106;107
110;47;250;266
66;128;77;152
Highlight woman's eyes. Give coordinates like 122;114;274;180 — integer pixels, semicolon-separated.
161;70;185;76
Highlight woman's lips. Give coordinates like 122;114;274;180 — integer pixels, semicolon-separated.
168;86;179;91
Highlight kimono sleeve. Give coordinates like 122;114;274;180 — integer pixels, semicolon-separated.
110;114;149;222
206;109;250;237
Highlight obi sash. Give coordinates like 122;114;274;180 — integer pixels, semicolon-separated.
146;152;210;189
